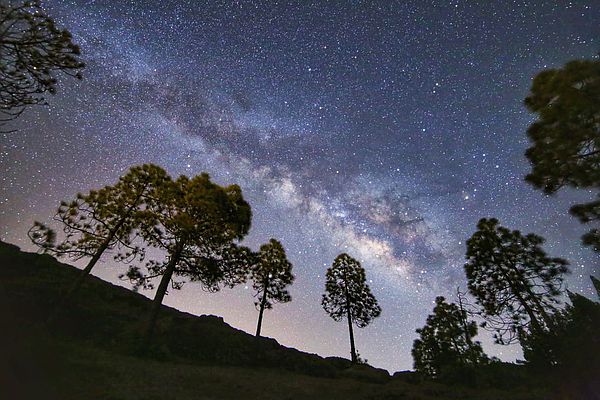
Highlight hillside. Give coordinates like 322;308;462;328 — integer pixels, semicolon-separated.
0;241;545;399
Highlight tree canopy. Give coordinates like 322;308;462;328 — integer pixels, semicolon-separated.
524;59;600;251
322;253;381;363
251;238;294;337
126;172;253;344
29;164;169;304
412;296;488;379
464;218;569;344
0;0;84;125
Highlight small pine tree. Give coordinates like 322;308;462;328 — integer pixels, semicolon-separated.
412;296;487;379
322;253;381;363
251;239;294;337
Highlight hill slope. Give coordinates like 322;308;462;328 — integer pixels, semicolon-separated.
0;241;544;399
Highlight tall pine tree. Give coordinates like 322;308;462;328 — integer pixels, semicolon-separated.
322;253;381;363
251;239;294;337
412;296;487;379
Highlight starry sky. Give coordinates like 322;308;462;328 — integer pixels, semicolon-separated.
1;0;599;372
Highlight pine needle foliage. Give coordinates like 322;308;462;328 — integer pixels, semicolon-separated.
524;59;600;251
464;218;569;344
0;0;84;126
29;164;169;303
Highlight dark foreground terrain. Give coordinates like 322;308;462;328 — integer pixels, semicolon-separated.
0;241;547;399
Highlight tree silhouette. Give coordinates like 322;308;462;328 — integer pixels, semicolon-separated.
322;253;381;363
0;0;84;127
524;58;600;251
125;173;252;345
251;239;294;337
591;275;600;297
521;276;600;398
522;279;600;366
412;296;487;379
465;218;569;344
28;164;169;306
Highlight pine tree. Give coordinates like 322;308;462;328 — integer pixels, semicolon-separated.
464;218;569;344
125;173;253;345
524;58;600;251
412;296;487;378
251;239;294;337
0;0;84;126
520;276;600;398
322;253;381;363
28;164;169;306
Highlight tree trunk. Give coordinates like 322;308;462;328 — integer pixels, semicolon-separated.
504;263;556;331
523;284;555;329
457;290;473;344
64;239;110;299
48;188;148;325
456;292;474;364
64;186;148;295
255;283;269;337
500;267;543;333
518;293;543;333
60;200;139;303
342;268;357;363
347;305;357;363
142;245;182;346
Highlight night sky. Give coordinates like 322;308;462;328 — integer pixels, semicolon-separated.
1;1;599;372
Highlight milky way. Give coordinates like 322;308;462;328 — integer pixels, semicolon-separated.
1;1;598;371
